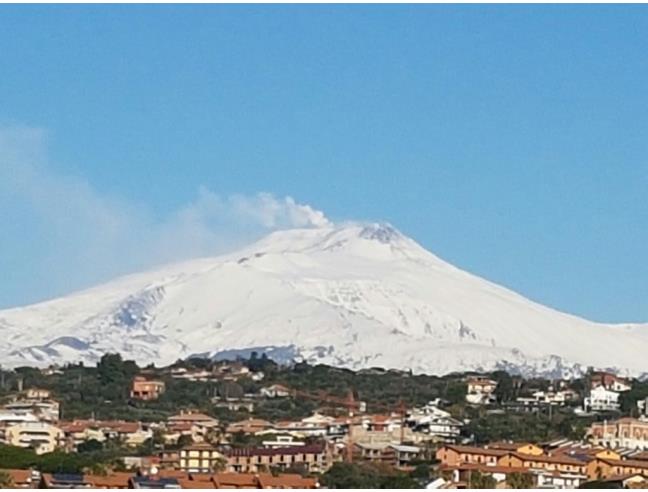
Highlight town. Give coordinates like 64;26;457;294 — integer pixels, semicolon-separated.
1;353;648;489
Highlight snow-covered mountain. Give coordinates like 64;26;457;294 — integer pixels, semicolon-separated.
1;223;646;377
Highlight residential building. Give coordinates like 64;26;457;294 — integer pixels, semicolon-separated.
406;404;463;442
179;443;226;473
465;377;497;405
4;399;60;422
226;418;273;435
586;457;648;480
584;386;620;413
588;418;648;450
3;421;65;454
353;442;421;468
224;444;332;473
260;384;291;398
591;372;632;393
130;376;166;401
0;469;41;488
24;388;51;400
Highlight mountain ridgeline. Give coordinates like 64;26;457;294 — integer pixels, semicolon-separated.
1;223;646;377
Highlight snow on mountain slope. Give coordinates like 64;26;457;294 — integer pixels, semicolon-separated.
0;222;646;377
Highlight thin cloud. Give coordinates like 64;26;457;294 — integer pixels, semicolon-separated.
0;126;331;307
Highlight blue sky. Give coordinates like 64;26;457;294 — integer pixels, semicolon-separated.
0;5;647;322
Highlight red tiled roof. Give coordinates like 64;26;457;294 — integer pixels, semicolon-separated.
85;472;133;488
178;478;216;489
257;473;318;488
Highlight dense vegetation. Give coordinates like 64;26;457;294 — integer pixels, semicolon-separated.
0;351;641;460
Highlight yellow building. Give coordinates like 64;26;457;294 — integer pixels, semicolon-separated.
4;421;64;454
179;443;226;473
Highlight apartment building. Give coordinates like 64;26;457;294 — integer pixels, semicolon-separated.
179;443;226;473
584;386;620;413
588;418;648;450
130;376;166;401
224;444;332;473
3;421;65;454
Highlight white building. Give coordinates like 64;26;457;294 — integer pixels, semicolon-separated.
4;399;60;422
584;386;620;413
260;384;291;398
466;377;497;405
406;402;462;441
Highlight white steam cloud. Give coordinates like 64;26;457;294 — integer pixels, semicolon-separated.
0;126;331;307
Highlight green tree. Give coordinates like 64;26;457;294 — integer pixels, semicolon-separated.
0;470;14;489
469;471;497;489
322;463;381;489
506;472;534;489
77;439;103;453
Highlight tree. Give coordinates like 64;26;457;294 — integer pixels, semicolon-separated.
469;471;497;489
322;463;381;488
0;470;14;489
506;472;534;489
211;456;228;473
77;439;103;453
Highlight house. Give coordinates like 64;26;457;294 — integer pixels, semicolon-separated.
436;444;589;476
439;463;531;488
637;398;648;417
41;473;93;488
179;443;226;473
2;421;65;454
354;441;422;468
168;411;219;430
436;444;509;467
224;443;332;473
59;420;107;448
130;475;181;489
167;411;219;442
591;372;632;393
487;442;544;456
261;434;305;449
260;384;291;398
256;473;318;489
584;386;620;413
0;469;40;488
588;418;648;450
595;473;648;488
465;377;497;405
406;405;463;442
130;376;166;401
85;472;134;489
226;418;273;435
4;399;60;422
585;457;648;480
530;389;578;406
24;388;51;400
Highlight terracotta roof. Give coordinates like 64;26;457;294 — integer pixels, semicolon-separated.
188;473;214;482
595;458;648;469
487;442;534;451
213;473;259;488
154;469;190;479
257;473;318;488
85;472;133;488
601;473;648;482
511;452;586;466
178;478;216;489
442;445;508;457
440;463;530;474
168;412;217;422
1;469;33;485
